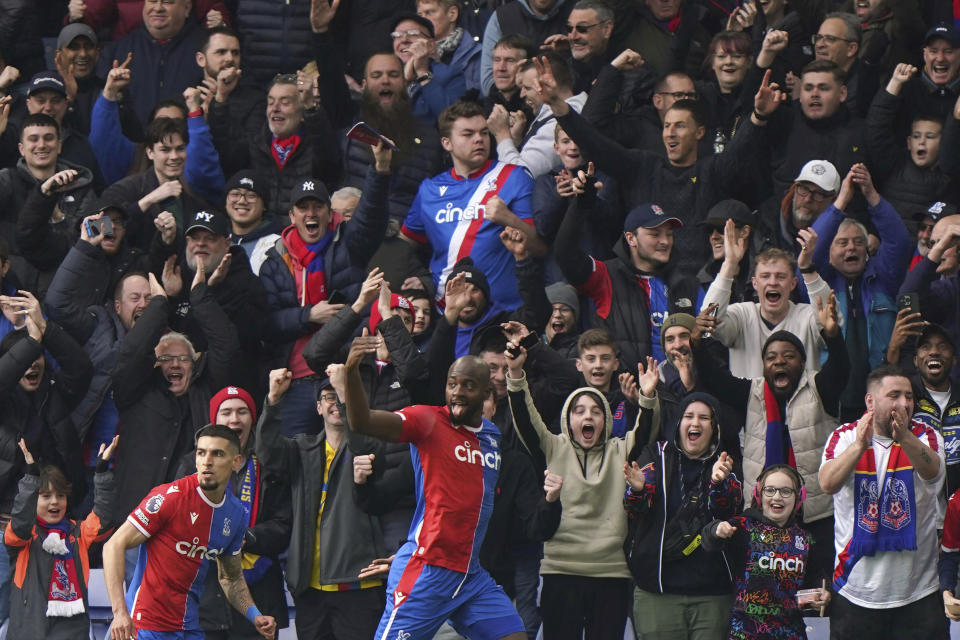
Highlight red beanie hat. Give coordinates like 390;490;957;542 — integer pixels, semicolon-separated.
209;386;257;425
368;294;411;334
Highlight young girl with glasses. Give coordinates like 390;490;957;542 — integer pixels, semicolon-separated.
702;463;830;639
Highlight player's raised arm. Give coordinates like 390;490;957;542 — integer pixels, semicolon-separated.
104;521;148;640
217;552;277;639
336;330;404;442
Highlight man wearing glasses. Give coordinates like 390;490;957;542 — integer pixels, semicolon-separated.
756;159;839;256
223;170;278;276
540;0;614;92
390;13;466;121
812;13;879;116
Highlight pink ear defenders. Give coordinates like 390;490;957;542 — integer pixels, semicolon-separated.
753;464;806;513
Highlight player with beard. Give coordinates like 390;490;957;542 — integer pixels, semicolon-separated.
340;332;527;640
104;424;277;640
695;295;847;590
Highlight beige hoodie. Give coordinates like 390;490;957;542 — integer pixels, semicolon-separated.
507;373;660;578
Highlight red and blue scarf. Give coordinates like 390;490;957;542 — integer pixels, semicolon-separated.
271;134;301;169
236;455;272;585
834;434;918;590
37;518;84;617
763;382;796;470
281;224;334;307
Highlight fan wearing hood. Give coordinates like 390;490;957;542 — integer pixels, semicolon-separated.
506;342;658;639
702;464;830;639
623;391;742;639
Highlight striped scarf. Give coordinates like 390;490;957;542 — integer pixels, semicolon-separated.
763;382;796;469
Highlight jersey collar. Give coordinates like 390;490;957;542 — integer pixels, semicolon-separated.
450;159;492;181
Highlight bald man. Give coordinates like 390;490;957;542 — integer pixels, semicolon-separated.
337;336;526;640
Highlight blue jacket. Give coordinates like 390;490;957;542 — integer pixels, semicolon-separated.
98;21;205;127
258;168;390;368
449;30;482;92
90;98;225;200
811;199;913;368
410;60;466;123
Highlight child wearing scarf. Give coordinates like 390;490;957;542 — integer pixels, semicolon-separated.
703;464;830;639
4;436;117;640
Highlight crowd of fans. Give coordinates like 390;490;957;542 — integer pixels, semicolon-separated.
4;0;960;637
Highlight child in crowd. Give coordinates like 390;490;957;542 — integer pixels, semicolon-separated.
702;463;830;639
4;436;117;640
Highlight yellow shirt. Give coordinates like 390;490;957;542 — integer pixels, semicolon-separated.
309;441;383;591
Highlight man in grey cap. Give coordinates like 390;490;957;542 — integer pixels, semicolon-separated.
544;281;580;359
54;23;102;135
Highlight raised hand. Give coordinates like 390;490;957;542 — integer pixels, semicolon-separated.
619;370;640;405
487;104;511;138
372;138;394;174
16;291;46;340
726;0;757;31
40;169;79;196
716;521;737;538
376;280;395;324
570;162;603;195
637;356;659;398
207;252;232;287
555;169;576;198
310;0;341;33
0;65;19;91
346;327;381;369
886;63;917;96
694;303;720;340
191;254;208;290
267;368;293;405
68;0;86;21
753;68;786;120
712;451;733;483
183;86;204;113
0;95;10;137
500;227;529;261
849;162;879;206
540;33;570;51
103;53;133;101
326;363;346;400
499;320;531;345
147;271;167;300
532;56;568;114
17;439;34;466
215;66;241;102
796;227;818;269
887;308;924;358
544;469;563;502
624;460;645;491
352;268;385;314
53;51;78;103
354;453;375;484
611;49;644;71
154;210;178;245
508;110;526;144
205;8;224;28
720;218;749;276
80;213;105;246
161;254;182;298
443;272;471;322
855;410;874;451
503;339;527;377
815;290;839;337
98;435;120;462
834;166;856;212
757;30;788;69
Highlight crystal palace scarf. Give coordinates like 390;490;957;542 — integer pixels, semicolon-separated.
763;382;796;469
236;455;273;584
38;518;84;617
849;439;917;558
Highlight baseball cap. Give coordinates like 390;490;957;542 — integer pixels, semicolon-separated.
623;203;683;232
290;178;330;206
391;12;435;38
794;160;840;193
84;197;128;220
27;72;67;98
919;322;957;352
925;22;960;47
703;199;754;228
57;23;98;49
916;201;959;222
225;170;269;204
185;209;231;237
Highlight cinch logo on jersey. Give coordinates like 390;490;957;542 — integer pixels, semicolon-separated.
757;551;804;573
436;202;485;224
175;536;225;560
454;440;501;470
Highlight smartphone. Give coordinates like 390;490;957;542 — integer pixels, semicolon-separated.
708;304;719;318
346;121;399;151
897;292;919;315
506;331;539;358
327;290;347;305
85;217;114;238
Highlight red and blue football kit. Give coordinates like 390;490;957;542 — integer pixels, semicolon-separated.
125;474;247;632
400;160;534;309
375;405;524;640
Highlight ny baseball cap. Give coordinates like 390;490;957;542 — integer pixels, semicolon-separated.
290;179;330;206
27;72;67;98
57;23;98;49
391;12;435;38
919;322;957;353
185;209;230;237
623;203;683;232
925;23;960;47
794;160;840;193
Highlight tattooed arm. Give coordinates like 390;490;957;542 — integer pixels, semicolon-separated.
217;553;277;638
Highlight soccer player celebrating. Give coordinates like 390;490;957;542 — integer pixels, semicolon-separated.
333;333;527;639
103;425;277;640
